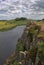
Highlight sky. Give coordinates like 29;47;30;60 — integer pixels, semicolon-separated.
0;0;44;20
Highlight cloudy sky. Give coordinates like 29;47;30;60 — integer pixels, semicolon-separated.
0;0;44;20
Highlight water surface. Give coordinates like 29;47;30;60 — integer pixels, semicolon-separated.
0;26;26;65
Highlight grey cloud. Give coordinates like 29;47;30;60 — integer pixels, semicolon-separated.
0;0;44;20
31;0;44;12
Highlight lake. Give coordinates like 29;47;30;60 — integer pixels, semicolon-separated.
0;26;26;65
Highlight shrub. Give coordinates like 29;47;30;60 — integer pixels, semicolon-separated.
16;41;24;51
11;61;20;65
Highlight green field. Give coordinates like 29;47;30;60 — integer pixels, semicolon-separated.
0;19;29;31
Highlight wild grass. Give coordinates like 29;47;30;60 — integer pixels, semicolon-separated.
38;42;44;61
0;21;17;31
0;19;29;31
0;18;44;31
37;31;44;38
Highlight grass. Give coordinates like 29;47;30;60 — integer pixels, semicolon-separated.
0;18;44;32
35;21;44;31
38;42;44;61
16;41;24;51
0;19;29;31
0;21;17;31
37;31;44;38
11;61;20;65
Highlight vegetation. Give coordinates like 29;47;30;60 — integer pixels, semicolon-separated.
16;41;24;51
0;18;30;31
28;26;38;36
0;17;44;31
29;47;38;63
38;42;44;61
0;21;17;31
38;31;44;38
11;61;20;65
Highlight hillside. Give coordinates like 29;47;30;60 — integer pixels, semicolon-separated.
4;21;44;65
